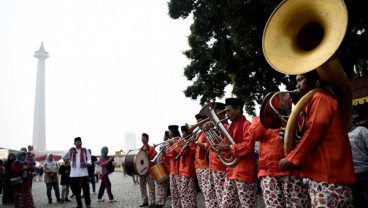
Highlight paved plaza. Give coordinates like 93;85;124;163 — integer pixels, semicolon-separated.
2;172;265;208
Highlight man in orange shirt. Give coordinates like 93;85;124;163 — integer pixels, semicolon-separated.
199;102;228;207
175;125;197;207
250;116;308;207
279;71;356;207
139;133;157;207
216;98;257;207
153;131;171;208
193;113;215;207
166;125;181;208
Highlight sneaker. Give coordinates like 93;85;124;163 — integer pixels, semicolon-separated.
109;199;117;203
97;199;105;202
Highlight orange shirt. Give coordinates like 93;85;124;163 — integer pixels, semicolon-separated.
166;142;180;175
140;144;157;169
195;132;209;169
173;139;196;178
227;116;257;182
161;148;171;173
250;117;298;178
286;91;356;184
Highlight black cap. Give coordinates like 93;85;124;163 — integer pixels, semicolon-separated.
195;114;207;121
168;125;179;131
213;102;225;110
74;137;81;143
181;125;189;133
225;98;244;109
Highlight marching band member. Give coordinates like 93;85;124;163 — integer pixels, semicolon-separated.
152;131;171;208
216;98;257;207
139;133;157;207
279;71;356;207
250;116;308;207
166;125;182;208
193;114;215;207
205;103;228;207
176;125;197;208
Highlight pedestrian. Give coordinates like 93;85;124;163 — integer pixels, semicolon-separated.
44;153;61;204
97;146;117;203
59;158;72;203
11;151;35;208
62;137;92;208
0;159;4;195
2;153;15;205
348;118;368;207
88;149;97;194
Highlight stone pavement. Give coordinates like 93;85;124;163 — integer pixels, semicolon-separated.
2;172;265;208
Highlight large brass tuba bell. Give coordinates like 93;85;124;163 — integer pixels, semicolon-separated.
262;0;352;154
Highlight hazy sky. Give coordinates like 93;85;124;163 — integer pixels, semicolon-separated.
0;0;238;155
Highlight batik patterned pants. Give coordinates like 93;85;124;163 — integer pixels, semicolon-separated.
260;175;309;208
196;168;218;207
211;169;226;206
221;179;257;208
309;179;354;208
139;174;156;205
170;174;181;208
156;179;169;206
180;175;197;208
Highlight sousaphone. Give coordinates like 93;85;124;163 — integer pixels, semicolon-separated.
262;0;352;154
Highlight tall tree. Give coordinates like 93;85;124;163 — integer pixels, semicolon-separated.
168;0;368;115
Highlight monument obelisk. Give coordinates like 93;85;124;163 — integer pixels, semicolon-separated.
32;42;49;153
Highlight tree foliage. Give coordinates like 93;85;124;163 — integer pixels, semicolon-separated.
168;0;368;115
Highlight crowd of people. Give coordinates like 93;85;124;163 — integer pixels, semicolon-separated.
0;71;367;208
0;137;114;208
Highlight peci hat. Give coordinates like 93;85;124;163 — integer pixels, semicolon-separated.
213;102;225;110
225;98;244;109
168;125;179;131
74;137;81;143
181;125;189;133
142;133;149;139
195;114;207;122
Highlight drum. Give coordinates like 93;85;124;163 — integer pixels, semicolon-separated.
123;150;149;176
149;162;169;184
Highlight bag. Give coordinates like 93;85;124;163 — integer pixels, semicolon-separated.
106;161;114;173
10;177;23;186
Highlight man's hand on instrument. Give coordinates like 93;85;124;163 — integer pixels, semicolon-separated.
215;142;231;152
279;158;297;171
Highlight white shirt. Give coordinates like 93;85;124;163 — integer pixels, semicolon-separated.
62;147;91;177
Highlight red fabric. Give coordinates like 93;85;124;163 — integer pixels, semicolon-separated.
176;141;196;177
250;117;298;178
286;91;356;184
195;132;209;169
226;116;257;182
166;141;180;175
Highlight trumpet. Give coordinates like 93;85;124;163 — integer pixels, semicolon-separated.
199;103;240;167
153;137;178;149
165;132;200;154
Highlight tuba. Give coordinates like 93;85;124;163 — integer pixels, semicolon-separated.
199;103;240;167
262;0;352;154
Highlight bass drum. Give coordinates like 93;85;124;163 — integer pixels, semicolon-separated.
150;162;169;184
123;150;149;176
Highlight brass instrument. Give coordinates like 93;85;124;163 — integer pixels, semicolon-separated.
165;109;226;154
199;103;240;167
262;0;351;154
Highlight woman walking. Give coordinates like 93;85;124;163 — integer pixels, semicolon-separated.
97;146;116;202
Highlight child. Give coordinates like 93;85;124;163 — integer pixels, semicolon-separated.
59;158;71;203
